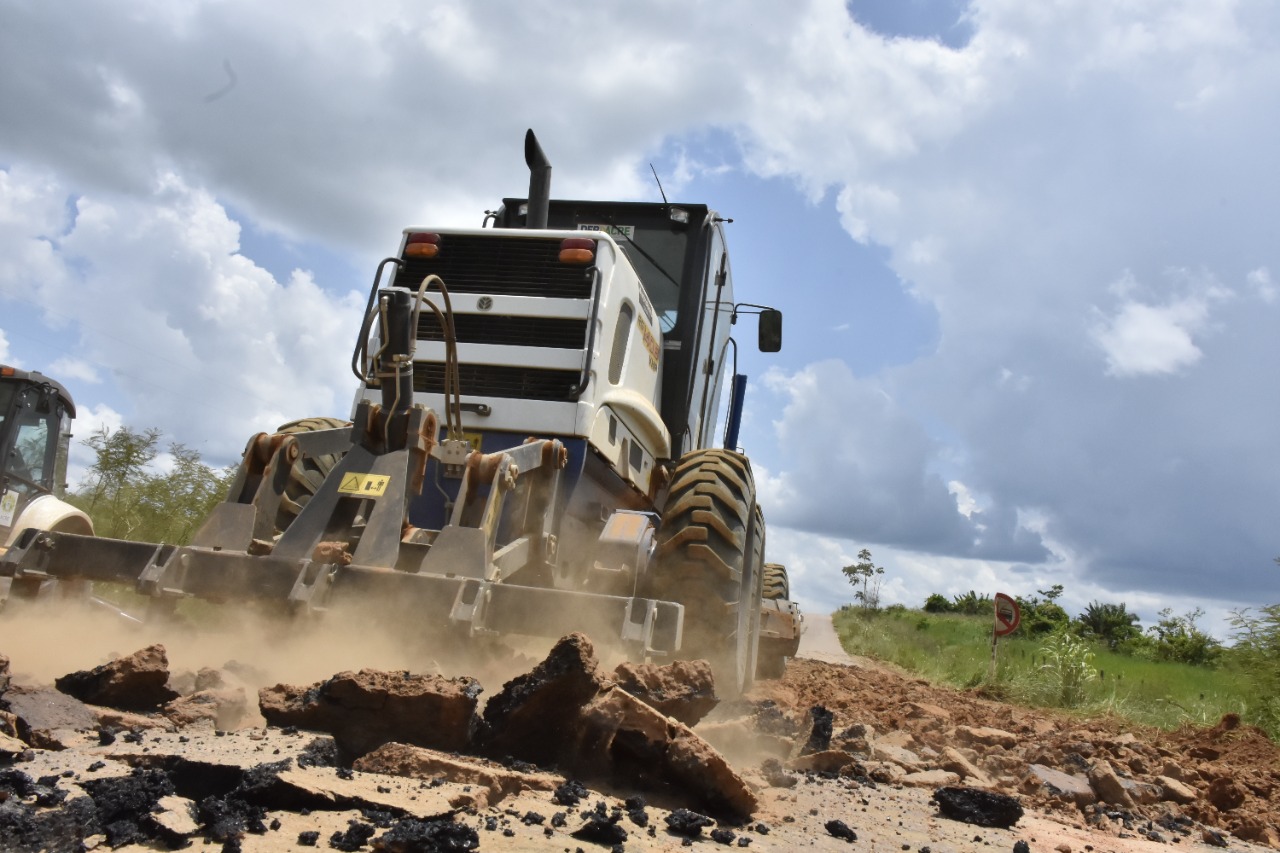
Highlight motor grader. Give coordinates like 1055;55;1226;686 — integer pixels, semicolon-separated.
0;132;801;692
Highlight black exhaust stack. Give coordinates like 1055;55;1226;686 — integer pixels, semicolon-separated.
524;129;551;229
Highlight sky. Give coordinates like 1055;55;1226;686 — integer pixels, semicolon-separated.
2;0;1278;640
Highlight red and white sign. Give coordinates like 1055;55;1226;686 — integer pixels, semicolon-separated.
993;592;1021;637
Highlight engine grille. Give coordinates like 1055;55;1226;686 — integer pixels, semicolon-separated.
399;233;592;401
413;363;581;401
417;314;586;349
396;234;593;299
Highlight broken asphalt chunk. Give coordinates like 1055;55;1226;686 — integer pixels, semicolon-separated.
612;658;719;726
259;669;481;760
54;644;180;711
932;785;1024;828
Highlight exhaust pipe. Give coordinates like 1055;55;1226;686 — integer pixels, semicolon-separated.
524;129;551;229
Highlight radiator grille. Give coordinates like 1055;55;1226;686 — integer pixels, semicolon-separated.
397;234;593;299
413;363;581;401
417;314;586;348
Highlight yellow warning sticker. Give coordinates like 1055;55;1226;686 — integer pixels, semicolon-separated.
337;473;390;496
462;431;483;452
637;317;660;370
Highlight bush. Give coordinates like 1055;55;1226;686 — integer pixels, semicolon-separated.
923;593;953;613
1135;609;1222;667
1075;600;1142;649
1229;604;1280;739
952;591;993;616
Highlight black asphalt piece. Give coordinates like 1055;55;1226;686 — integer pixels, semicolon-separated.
932;786;1025;829
624;795;649;827
373;817;480;852
81;767;177;847
664;808;715;838
824;819;857;842
0;769;37;798
0;794;100;852
1014;841;1031;853
553;779;590;807
329;818;376;851
711;827;736;844
749;700;800;737
296;736;340;768
571;806;628;847
802;705;834;755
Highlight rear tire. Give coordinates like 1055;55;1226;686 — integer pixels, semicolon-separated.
756;562;797;680
274;417;349;534
647;449;763;697
762;562;789;602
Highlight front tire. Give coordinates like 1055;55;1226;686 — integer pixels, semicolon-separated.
647;449;763;696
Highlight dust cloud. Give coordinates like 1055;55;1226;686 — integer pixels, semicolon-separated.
0;587;594;722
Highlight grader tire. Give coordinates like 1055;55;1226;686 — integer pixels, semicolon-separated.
762;562;789;601
756;562;796;680
649;449;764;697
274;417;349;534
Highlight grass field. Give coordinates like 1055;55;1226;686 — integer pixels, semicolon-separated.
832;605;1261;734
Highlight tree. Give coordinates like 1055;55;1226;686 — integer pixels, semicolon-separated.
842;548;886;611
922;593;953;613
1016;592;1070;636
951;590;993;616
1135;607;1222;666
1075;601;1142;649
1229;602;1280;738
71;425;234;544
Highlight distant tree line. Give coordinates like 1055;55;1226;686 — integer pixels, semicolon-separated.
842;548;1280;737
69;425;235;545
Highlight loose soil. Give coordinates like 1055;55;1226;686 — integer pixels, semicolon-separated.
0;611;1273;852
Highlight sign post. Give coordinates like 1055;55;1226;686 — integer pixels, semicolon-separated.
988;592;1021;682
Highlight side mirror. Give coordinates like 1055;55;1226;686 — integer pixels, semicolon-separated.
758;309;782;353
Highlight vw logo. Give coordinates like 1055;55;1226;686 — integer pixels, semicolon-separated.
477;296;493;311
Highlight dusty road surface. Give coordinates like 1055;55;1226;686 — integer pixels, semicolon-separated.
796;612;851;663
0;606;1275;852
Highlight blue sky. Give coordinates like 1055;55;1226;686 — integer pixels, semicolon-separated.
3;0;1278;640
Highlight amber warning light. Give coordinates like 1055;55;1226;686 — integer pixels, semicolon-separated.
559;237;595;265
404;232;441;259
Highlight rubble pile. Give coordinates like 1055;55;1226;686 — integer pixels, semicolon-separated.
0;634;767;850
0;637;1274;850
746;657;1280;848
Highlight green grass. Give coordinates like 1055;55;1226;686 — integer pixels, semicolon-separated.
833;606;1263;736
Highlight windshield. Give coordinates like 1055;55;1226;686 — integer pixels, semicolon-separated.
1;385;57;493
611;226;686;333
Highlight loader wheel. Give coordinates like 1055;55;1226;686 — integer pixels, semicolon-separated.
648;449;764;697
275;417;350;534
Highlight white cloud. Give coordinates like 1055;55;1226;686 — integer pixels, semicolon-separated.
1;167;364;463
48;357;100;384
0;329;10;364
1092;299;1207;377
1247;267;1276;303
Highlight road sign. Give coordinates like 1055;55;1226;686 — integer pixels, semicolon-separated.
993;592;1021;637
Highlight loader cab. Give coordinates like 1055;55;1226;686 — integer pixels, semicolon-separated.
0;367;76;535
495;199;740;458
